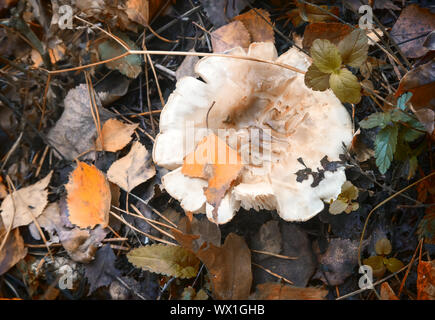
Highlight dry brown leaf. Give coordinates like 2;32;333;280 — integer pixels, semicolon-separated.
125;0;166;26
196;233;251;300
95;119;138;152
107;141;156;192
302;22;352;51
233;8;274;43
211;20;251;53
252;283;328;300
0;172;52;229
380;282;399;300
182;133;243;219
391;4;435;58
0;220;27;276
65;162;110;229
0;176;7;200
417;259;435;300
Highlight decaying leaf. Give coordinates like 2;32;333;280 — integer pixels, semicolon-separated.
107;141;156;192
47;84;114;161
182;133;243;222
125;0;165;26
195;233;252;300
127;244;200;279
295;1;339;24
250;220;282;261
181;287;209;300
95;119;138;152
98;32;142;79
380;282;399;300
417;259;435;300
65;162;111;229
200;0;247;27
0;176;7;200
211;20;251;53
0;172;52;229
174;216;221;253
233;9;274;43
0;222;27;276
391;4;435;58
84;244;121;295
302;22;352;51
251;283;327;300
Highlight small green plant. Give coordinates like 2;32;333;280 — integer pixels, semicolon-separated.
359;92;426;175
304;29;369;104
363;238;404;278
329;181;359;214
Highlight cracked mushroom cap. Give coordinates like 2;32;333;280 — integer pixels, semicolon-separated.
153;42;353;223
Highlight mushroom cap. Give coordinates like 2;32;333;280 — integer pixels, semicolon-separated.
153;42;353;223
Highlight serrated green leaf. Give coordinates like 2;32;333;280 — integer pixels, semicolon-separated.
384;257;404;273
127;244;200;279
391;109;414;123
329;68;361;104
310;39;342;74
337;29;369;68
98;32;142;79
304;64;331;91
397;92;412;111
360;112;391;129
374;125;398;174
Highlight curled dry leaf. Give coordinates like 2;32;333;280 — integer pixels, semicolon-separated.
252;283;327;300
65;162;110;229
47;84;114;161
107;140;156;192
211;20;251;53
127;244;200;279
95;119;138;152
0;171;52;229
0;221;27;276
233;9;274;43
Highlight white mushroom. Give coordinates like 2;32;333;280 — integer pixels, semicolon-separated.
153;42;353;223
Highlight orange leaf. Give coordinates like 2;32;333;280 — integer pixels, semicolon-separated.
252;283;327;300
95;119;138;152
380;282;399;300
417;259;435;300
302;22;352;51
182;133;243;220
65;162;111;229
0;176;7;200
233;8;274;43
211;20;251;53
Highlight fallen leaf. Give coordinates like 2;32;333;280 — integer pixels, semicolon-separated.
252;283;327;300
195;233;252;300
127;244;200;279
95;119;138;152
417;259;435;300
417;186;435;244
182;133;243;220
0;172;52;229
84;244;121;295
107;141;156;192
346;0;400;11
211;20;251;53
302;22;352;51
296;1;339;24
47;84;114;161
0;176;8;200
250;220;282;261
125;0;166;26
380;282;399;300
233;8;274;43
65;162;111;229
391;4;435;58
98;32;142;78
200;0;247;27
0;222;27;276
181;287;209;300
176;49;199;80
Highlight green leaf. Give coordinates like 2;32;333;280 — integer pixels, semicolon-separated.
363;255;386;278
360;112;391;129
304;64;331;91
310;39;342;74
127;244;200;279
329;68;361;104
98;32;142;79
391;109;414;123
374;125;399;174
337;29;369;68
384;257;404;273
397;92;413;111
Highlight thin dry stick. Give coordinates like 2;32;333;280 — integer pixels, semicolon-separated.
397;238;423;298
251;249;297;260
109;210;175;246
252;262;294;285
84;72;103;150
129;205;177;230
39;73;51;130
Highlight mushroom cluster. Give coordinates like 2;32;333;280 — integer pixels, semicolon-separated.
153;42;353;224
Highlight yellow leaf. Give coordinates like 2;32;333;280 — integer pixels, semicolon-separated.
127;244;200;279
95;119;138;152
65;162;110;229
